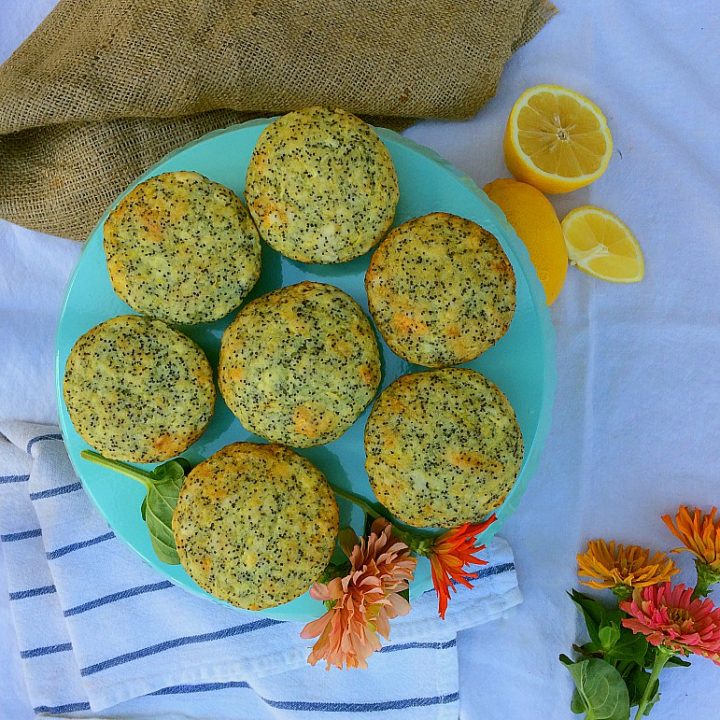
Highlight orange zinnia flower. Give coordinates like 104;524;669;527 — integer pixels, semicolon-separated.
577;539;678;597
428;514;496;620
621;583;720;663
663;506;720;596
300;518;416;669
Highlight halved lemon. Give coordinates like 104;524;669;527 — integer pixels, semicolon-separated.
504;84;613;194
561;206;644;283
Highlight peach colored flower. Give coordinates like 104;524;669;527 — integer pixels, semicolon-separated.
621;583;720;663
428;515;495;619
300;518;416;669
577;539;678;596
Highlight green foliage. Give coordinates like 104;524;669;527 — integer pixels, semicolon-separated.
562;588;691;719
142;460;186;564
81;450;188;565
623;665;659;714
564;658;630;720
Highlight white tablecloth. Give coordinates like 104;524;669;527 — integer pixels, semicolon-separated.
2;2;720;717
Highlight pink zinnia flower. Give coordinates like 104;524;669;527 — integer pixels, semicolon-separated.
300;518;417;669
620;582;720;663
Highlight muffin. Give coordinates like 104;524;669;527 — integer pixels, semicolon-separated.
173;442;339;610
219;281;380;447
63;314;215;462
365;212;516;367
245;107;399;263
104;171;261;324
364;368;523;528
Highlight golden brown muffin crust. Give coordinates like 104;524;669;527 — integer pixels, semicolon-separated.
173;442;339;610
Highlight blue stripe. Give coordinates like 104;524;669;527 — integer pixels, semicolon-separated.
262;692;460;712
475;562;515;580
0;474;30;484
47;531;115;559
20;642;72;659
9;584;56;600
33;702;91;713
1;528;42;542
81;619;282;675
65;580;173;616
54;688;457;714
152;684;458;712
380;639;456;653
26;433;63;454
30;481;82;500
150;681;251;696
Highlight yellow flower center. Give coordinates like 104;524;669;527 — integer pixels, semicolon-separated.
667;608;691;626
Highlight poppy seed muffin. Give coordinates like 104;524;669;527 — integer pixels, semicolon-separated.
63;315;215;462
364;368;523;528
365;212;516;368
173;442;339;610
219;282;381;447
104;171;261;324
245;107;399;263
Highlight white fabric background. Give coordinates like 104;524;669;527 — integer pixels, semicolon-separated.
2;1;720;718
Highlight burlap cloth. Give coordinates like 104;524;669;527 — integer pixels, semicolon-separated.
0;0;555;241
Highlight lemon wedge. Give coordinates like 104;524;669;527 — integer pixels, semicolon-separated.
561;206;644;283
484;178;568;304
504;84;613;194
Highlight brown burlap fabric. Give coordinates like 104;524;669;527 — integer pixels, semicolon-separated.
0;0;555;241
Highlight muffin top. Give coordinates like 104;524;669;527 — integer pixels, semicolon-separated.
104;171;261;324
366;212;516;367
365;368;524;528
173;442;339;610
219;281;381;447
63;314;215;462
245;107;398;263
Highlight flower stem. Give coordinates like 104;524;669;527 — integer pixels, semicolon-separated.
328;482;382;519
326;482;436;552
633;647;672;720
692;559;720;599
80;450;151;489
611;584;633;601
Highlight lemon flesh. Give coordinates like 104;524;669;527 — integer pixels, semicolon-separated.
504;84;613;194
562;206;644;283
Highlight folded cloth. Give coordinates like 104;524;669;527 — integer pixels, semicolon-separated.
0;0;555;241
0;421;521;718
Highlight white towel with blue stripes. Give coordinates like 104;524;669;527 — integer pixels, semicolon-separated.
0;421;522;719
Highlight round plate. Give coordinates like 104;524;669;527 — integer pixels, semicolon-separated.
55;118;556;621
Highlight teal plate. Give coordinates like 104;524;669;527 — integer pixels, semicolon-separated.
55;118;556;622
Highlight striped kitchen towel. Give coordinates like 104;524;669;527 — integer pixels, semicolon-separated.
0;421;521;719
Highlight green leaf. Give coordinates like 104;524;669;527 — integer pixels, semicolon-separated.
338;526;360;557
625;665;660;712
569;590;620;647
144;461;186;564
604;629;648;665
569;591;603;645
565;659;630;720
666;655;691;668
571;689;586;714
172;457;193;475
599;624;621;651
81;451;187;566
